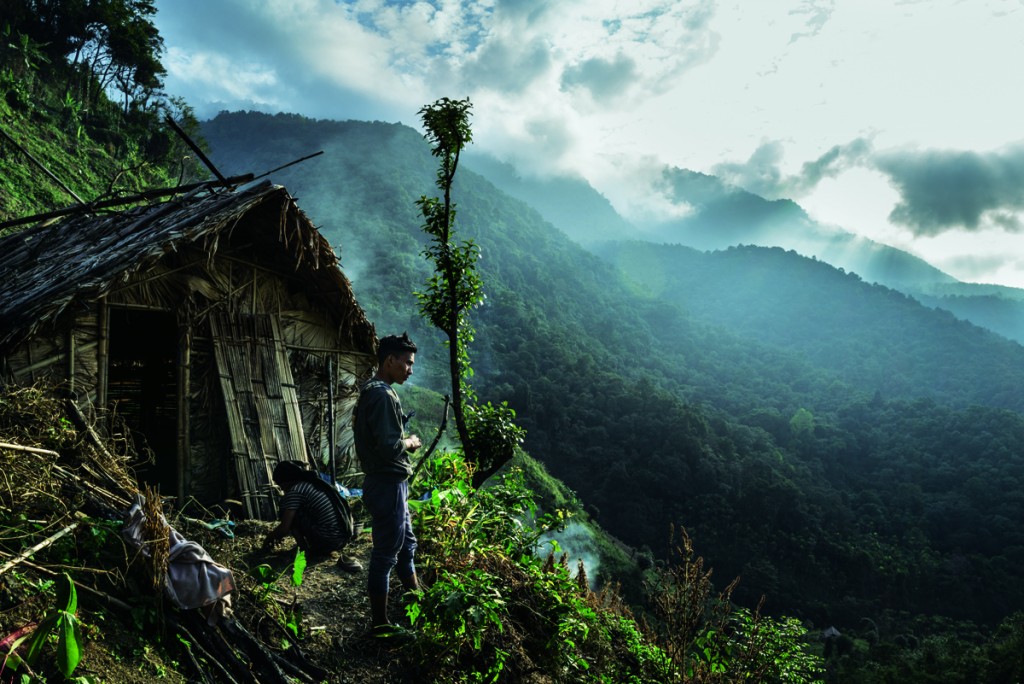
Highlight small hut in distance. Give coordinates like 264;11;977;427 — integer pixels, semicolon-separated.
0;180;377;519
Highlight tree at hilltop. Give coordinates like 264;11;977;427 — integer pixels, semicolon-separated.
415;96;525;487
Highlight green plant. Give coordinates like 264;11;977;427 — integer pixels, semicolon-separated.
644;527;825;683
286;549;306;638
61;93;84;140
411;452;563;561
465;401;526;482
406;451;677;682
721;607;824;683
249;548;307;640
2;573;91;681
407;568;509;680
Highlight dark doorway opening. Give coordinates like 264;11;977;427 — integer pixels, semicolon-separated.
107;308;178;495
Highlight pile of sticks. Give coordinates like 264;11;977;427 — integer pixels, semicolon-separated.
0;401;329;684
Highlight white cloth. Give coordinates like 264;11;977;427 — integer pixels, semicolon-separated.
122;497;235;623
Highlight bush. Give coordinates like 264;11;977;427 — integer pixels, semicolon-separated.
406;452;673;682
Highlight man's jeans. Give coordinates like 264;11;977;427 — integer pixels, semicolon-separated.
363;474;417;595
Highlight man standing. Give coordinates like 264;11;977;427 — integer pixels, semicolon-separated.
354;332;422;632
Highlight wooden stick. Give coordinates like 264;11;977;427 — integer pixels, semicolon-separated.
51;463;131;509
250;151;323;181
166;615;239;684
178;325;192;504
97;299;109;409
0;174;255;231
0;522;80;576
64;399;133;498
255;606;329;682
0;442;59;457
67;327;76;394
220;619;293;684
164;115;229;186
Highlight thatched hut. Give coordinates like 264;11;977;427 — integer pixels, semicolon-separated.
0;181;377;519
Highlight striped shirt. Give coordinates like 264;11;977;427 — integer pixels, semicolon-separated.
281;481;346;551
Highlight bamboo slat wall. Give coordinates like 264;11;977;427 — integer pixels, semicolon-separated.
211;313;311;520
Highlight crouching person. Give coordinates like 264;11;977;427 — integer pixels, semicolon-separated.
262;460;360;572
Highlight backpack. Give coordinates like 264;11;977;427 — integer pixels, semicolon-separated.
320;478;355;547
303;472;355;547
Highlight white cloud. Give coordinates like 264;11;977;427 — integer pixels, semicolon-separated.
164;47;281;108
152;0;1024;287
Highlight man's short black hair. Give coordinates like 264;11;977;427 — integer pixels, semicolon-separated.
377;332;417;362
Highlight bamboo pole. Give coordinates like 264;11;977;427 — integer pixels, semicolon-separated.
327;356;335;486
66;327;76;394
177;322;192;505
26;337;34;385
10;340;98;381
0;522;80;576
250;150;323;182
97;299;109;408
0;174;255;231
0;442;59;457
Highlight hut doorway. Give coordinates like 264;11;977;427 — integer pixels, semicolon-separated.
106;307;179;496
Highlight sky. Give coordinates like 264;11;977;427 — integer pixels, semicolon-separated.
153;0;1024;287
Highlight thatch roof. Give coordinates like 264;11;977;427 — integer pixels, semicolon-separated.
0;181;375;353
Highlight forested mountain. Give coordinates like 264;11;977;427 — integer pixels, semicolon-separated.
598;241;1024;412
202;111;1024;648
468;157;1024;346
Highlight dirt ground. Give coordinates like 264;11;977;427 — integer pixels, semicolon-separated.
181;516;420;684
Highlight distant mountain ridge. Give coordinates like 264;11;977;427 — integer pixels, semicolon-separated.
468;155;1024;344
598;240;1024;408
463;152;635;246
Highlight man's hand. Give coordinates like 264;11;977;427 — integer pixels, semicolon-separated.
404;435;423;453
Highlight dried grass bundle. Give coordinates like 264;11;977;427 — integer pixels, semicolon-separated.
140;483;169;595
0;385;76;452
82;406;141;498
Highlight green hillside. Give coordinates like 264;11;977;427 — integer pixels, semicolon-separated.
599;241;1024;411
0;7;205;226
202;111;1024;677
